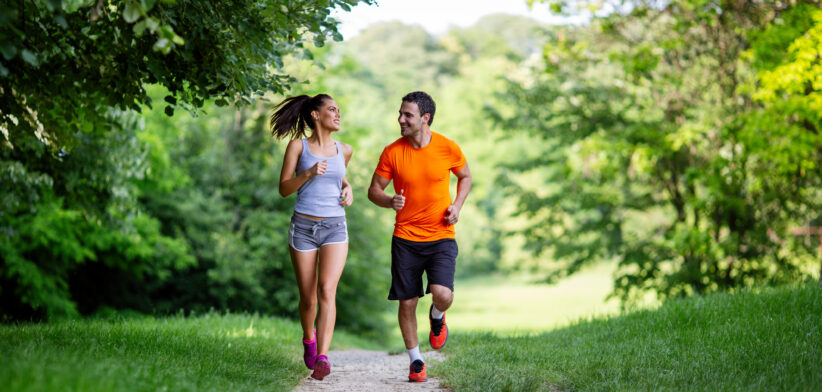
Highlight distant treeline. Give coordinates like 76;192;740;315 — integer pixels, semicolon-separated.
2;0;820;330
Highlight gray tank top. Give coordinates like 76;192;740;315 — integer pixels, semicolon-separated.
294;138;346;217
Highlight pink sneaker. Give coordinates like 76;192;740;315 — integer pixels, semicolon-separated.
302;330;317;369
311;355;331;380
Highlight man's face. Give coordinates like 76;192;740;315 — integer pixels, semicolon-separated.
398;101;427;137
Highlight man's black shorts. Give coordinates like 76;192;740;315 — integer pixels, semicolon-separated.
388;236;458;300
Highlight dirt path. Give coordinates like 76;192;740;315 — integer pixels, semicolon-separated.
294;350;450;391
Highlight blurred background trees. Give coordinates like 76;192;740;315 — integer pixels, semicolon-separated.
0;0;385;335
509;0;822;301
2;0;820;337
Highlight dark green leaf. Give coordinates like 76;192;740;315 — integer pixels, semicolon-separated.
133;20;147;36
0;41;16;60
46;0;61;11
20;49;38;66
153;38;170;54
145;17;159;33
141;0;157;12
123;1;142;23
54;15;68;29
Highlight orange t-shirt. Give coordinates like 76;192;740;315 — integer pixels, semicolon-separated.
374;132;467;242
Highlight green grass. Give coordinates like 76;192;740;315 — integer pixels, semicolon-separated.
434;283;822;392
0;312;375;392
7;276;819;392
380;262;628;353
445;263;631;333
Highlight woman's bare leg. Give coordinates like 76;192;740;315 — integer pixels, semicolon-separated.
315;243;348;356
290;247;319;340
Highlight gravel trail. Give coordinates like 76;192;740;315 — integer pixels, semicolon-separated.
294;350;450;391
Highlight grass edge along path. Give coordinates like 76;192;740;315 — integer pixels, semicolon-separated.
0;312;377;392
434;283;822;392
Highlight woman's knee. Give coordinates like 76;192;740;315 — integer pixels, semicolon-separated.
299;297;317;311
317;283;338;303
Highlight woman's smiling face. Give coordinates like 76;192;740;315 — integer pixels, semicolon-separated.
315;99;341;131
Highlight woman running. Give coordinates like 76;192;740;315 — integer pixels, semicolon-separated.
271;93;353;380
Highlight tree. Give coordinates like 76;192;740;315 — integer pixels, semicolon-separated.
133;90;391;335
2;0;370;149
498;0;822;301
308;17;556;276
0;0;372;320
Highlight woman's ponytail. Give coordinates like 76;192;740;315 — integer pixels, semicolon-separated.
270;94;332;140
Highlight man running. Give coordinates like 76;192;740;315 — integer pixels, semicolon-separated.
368;91;472;382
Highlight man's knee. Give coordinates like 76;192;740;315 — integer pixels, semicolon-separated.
429;284;453;306
399;297;419;311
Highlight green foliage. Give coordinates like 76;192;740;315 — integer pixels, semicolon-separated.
441;14;547;62
0;0;373;321
495;0;822;302
1;117;194;320
302;16;556;277
745;5;822;179
135;87;391;337
528;0;611;15
436;283;822;391
1;194;88;319
6;0;817;338
339;22;458;97
1;0;370;148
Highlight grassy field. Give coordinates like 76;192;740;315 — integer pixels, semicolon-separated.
376;262;631;352
433;282;822;391
446;263;630;332
404;262;629;338
0;264;623;391
0;312;376;392
5;270;818;392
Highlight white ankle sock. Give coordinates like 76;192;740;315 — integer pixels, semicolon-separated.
430;305;444;319
407;345;423;363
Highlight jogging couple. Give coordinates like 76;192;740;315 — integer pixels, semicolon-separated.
272;91;471;382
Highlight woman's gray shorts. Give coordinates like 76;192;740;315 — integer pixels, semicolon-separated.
289;214;348;252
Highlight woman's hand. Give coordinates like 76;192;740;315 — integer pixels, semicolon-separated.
308;160;328;177
339;183;353;207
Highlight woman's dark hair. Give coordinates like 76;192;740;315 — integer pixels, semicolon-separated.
270;94;332;139
402;91;436;126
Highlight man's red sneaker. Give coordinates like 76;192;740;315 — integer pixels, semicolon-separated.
429;305;448;350
408;359;427;382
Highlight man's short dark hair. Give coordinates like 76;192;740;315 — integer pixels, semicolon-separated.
402;91;436;126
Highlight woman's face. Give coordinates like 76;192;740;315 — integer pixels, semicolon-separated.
314;99;341;132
